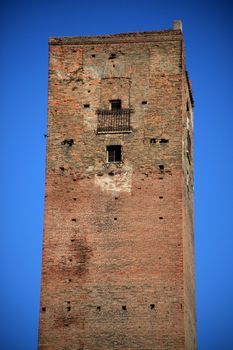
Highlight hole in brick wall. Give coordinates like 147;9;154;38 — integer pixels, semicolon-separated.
88;90;91;93
91;54;96;57
115;197;118;200
73;198;77;201
150;304;155;310
61;139;74;147
71;239;75;242
142;101;147;105
97;306;101;311
113;64;115;67
159;177;163;180
68;279;72;282
67;307;71;311
73;179;77;182
71;218;76;222
160;138;169;144
186;102;189;111
65;324;69;327
159;217;163;220
114;217;117;221
60;166;65;171
42;307;46;312
159;165;164;171
67;301;70;304
159;196;163;199
150;138;157;144
84;104;90;108
69;259;73;262
109;53;116;59
122;305;127;311
108;171;114;176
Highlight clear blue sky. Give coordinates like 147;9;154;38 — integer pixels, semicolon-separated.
1;0;233;349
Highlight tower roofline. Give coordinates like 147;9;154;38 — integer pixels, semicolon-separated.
49;28;183;45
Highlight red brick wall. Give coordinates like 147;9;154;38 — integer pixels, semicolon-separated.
39;29;196;349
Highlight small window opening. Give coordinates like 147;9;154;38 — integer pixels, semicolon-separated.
142;101;147;105
186;102;189;111
109;53;116;59
108;171;114;176
71;239;75;242
73;198;77;201
114;217;117;221
159;196;163;199
110;99;121;110
42;307;46;312
88;90;91;93
159;165;164;171
159;217;163;220
150;138;157;144
122;305;127;311
60;166;65;172
61;139;74;147
68;279;72;282
69;259;73;262
91;54;96;57
150;304;155;310
65;324;69;327
67;307;71;311
115;197;118;200
97;306;101;311
71;218;76;222
160;138;169;144
84;104;90;108
107;145;122;163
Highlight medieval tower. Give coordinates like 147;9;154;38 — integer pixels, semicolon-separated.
39;21;196;349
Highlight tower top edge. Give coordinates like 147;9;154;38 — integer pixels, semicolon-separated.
49;26;183;45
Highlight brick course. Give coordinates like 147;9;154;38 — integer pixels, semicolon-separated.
39;27;196;349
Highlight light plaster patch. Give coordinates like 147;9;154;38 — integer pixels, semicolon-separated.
94;166;132;193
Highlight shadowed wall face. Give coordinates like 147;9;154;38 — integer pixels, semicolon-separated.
39;28;195;350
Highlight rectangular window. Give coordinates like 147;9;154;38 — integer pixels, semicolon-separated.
110;99;121;110
107;145;122;163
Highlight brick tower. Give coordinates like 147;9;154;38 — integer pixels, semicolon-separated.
39;21;196;349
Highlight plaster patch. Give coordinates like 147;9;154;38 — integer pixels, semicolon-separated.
95;166;132;193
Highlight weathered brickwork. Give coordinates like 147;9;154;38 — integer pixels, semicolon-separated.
39;26;196;349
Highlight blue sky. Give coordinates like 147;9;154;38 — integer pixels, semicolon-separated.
1;0;233;349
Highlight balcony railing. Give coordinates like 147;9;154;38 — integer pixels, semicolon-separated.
96;109;132;133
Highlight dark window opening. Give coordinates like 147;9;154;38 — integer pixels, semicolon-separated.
68;279;72;282
97;306;101;311
159;165;164;171
160;138;169;144
91;54;96;57
187;131;192;163
71;218;76;222
61;139;74;147
122;305;127;311
109;53;116;59
159;196;163;199
84;104;90;108
150;304;155;310
67;307;71;311
42;307;46;312
110;99;121;110
159;217;163;220
142;101;147;105
107;145;122;163
186;102;189;111
150;138;157;144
